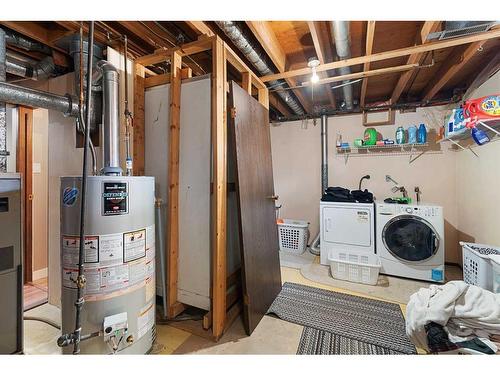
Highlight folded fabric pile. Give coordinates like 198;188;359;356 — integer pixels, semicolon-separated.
321;186;374;203
406;281;500;354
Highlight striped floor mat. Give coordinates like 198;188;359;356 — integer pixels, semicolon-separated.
267;282;416;355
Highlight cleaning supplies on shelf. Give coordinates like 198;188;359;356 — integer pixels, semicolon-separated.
408;125;417;144
354;138;364;147
471;126;490;145
384;139;395;145
364;128;377;146
417;123;427;144
444;108;467;139
396;126;406;144
336;133;343;147
463;94;500;125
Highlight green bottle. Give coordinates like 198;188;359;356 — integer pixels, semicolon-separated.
396;126;406;144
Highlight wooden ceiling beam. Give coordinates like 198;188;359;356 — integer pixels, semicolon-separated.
390;21;441;104
269;93;292;117
260;28;500;82
360;21;376;108
308;21;336;108
185;21;215;37
246;21;311;114
422;40;488;101
0;21;68;54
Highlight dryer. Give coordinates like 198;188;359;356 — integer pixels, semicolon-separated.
376;203;445;282
320;201;375;265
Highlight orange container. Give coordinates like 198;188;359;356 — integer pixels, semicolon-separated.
463;94;500;126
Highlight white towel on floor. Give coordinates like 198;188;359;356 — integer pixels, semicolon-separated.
406;281;500;350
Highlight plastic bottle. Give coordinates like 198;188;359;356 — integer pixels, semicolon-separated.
417;123;427;144
408;126;417;144
471;127;490;145
396;126;406;144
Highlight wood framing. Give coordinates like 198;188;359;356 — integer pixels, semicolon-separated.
133;36;268;340
211;36;228;340
360;21;376;108
132;63;145;176
391;21;441;104
362;108;395;126
186;21;215;37
166;49;185;319
17;107;33;283
260;28;500;82
422;41;487;101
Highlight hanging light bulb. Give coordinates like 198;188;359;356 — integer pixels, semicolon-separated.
307;57;320;84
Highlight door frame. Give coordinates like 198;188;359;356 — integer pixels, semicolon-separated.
16;106;33;284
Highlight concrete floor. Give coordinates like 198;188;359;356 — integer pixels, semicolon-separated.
23;261;462;355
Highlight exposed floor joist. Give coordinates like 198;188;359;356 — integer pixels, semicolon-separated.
260;28;500;82
422;40;487;101
360;21;376;108
246;21;312;114
390;21;441;104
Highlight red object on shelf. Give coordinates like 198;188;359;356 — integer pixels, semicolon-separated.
463;94;500;127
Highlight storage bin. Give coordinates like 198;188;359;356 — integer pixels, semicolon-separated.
277;219;309;255
328;249;381;285
460;242;500;291
490;255;500;294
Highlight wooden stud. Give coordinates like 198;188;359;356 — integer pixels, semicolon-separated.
144;73;170;89
181;67;193;80
391;21;441;105
223;302;242;334
132;63;145;176
258;87;269;109
166;50;185;319
360;21;376;108
260;28;500;83
135;37;214;66
224;45;266;90
422;41;487;101
241;72;252;94
211;37;227;341
17;107;33;283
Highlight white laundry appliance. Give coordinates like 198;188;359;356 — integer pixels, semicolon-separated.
320;201;376;266
376;203;445;282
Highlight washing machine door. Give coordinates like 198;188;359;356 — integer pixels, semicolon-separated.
382;215;439;262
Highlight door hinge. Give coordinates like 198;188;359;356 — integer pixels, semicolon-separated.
230;107;237;119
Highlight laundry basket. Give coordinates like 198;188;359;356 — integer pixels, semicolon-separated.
277;219;309;255
460;242;500;291
328;249;381;285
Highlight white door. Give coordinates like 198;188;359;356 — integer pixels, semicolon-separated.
322;206;372;247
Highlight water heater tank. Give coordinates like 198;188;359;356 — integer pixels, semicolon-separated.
60;175;155;354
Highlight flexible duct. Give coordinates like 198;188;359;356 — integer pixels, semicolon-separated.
4;29;52;55
330;21;354;110
215;21;305;116
5;55;56;80
0;29;7;172
93;60;121;175
0;81;79;116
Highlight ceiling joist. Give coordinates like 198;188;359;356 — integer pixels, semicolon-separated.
260;28;500;83
360;21;376;108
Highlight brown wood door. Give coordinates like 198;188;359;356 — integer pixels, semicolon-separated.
228;81;281;335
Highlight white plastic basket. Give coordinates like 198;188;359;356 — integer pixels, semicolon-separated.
277;219;309;255
460;242;500;291
328;249;381;285
490;255;500;294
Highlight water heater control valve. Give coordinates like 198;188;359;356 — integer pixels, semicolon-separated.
103;312;128;346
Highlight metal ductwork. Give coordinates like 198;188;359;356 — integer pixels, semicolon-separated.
5;55;56;80
93;60;122;175
0;29;6;172
215;21;305;116
4;29;52;55
0;81;79;116
69;35;103;134
330;21;354;111
428;21;497;41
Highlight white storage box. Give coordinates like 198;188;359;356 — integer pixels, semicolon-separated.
277;219;309;255
490;255;500;294
328;249;381;285
460;242;500;291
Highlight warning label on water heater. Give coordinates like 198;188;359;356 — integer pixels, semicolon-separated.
102;182;128;216
123;229;146;262
62;235;99;266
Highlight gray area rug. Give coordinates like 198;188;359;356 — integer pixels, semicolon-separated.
267;282;417;355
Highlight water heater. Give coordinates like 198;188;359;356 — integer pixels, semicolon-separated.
60;175;155;354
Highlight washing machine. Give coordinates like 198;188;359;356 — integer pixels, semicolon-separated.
320;201;375;265
376;203;445;282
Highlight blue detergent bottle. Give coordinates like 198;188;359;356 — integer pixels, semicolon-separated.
471;126;490;145
417;123;427;144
